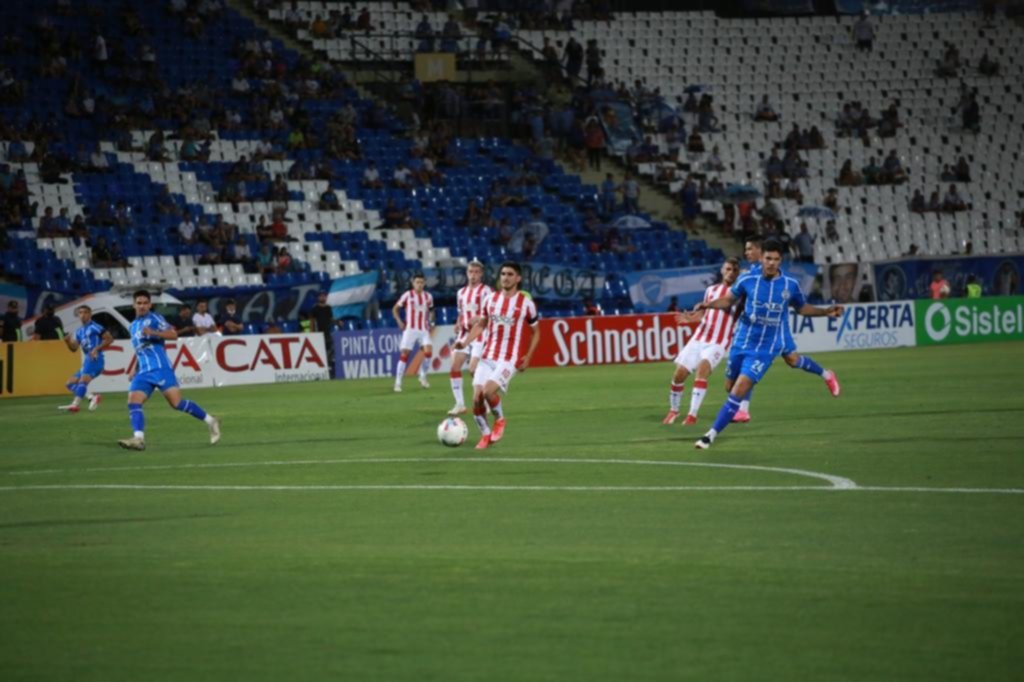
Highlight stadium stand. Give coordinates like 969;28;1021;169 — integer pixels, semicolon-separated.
515;8;1024;264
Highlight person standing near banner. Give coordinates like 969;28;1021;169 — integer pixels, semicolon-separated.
311;290;336;372
392;274;434;392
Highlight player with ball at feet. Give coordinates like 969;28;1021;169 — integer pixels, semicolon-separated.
692;241;843;450
454;261;541;450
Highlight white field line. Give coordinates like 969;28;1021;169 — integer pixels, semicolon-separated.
6;457;857;489
0;484;1023;494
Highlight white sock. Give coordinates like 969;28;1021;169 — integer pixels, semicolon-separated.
86;393;94;399
739;400;750;413
822;369;834;382
473;412;491;435
133;431;145;440
689;381;707;416
204;414;215;424
669;383;684;411
395;360;407;384
71;397;81;407
705;428;717;442
450;376;464;405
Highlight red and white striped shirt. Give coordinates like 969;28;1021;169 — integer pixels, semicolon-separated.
482;291;539;362
397;289;434;331
693;282;739;349
456;283;494;332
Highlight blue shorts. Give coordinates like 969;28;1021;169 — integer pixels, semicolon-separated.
75;357;105;380
725;349;776;385
130;368;179;397
781;322;798;356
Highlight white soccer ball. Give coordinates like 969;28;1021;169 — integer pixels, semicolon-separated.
437;417;468;447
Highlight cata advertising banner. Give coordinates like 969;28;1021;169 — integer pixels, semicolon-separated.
915;296;1024;347
88;333;330;394
789;301;916;353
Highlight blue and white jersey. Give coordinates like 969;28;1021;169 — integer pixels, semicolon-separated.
130;312;173;373
730;273;806;355
75;321;107;359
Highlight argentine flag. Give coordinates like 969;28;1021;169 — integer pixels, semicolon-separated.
328;271;378;319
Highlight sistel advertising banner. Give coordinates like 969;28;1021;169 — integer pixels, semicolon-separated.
0;340;83;399
87;333;330;394
530;313;697;368
332;324;459;380
788;301;916;353
915;296;1024;347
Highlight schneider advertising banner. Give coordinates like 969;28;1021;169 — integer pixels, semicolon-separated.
916;296;1024;347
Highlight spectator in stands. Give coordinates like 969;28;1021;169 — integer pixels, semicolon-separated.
268;211;291;242
943;185;967;212
179;214;197;245
620;172;640;214
600;174;617;217
192;300;217;336
267;174;289;201
383;199;413;229
783;124;802;150
825;220;840;243
686;129;705;154
955;157;971;182
878;101;902;138
940;164;958;182
696;95;720;133
936;43;960;79
927;189;942;212
966;274;982;298
218;299;244;336
680;177;699;228
257;244;275;274
910;189;926;213
173;305;195;337
765;149;784;180
392;162;413;188
230;236;253;271
704;146;725;172
823;188;839;211
962;92;980;133
585;39;602;86
584;118;605;171
362;161;384;189
71;214;88;240
415;16;435;52
793;223;815;263
881;151;908;184
978;52;1000;77
782;148;807;179
276;248;294;274
682;91;699;113
319;187;340;210
1;301;20;342
564;37;584;82
807;126;826;149
784;178;804;204
852;12;875;52
861;157;882;185
38;207;59;237
147;131;169;162
541;37;562;84
754;96;778;122
441;16;461;53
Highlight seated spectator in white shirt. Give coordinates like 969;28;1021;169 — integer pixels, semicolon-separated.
192;300;217;335
362;161;383;189
392;163;413;188
179;216;197;244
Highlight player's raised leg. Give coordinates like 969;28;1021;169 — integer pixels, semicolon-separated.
58;373;86;412
783;352;841;397
164;387;221;444
696;373;756;450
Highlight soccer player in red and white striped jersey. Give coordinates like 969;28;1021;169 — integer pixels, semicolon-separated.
455;261;541;450
664;257;741;425
448;260;494;415
392;273;435;392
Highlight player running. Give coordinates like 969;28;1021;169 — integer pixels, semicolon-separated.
663;257;741;425
392;273;435;392
58;304;113;413
448;260;493;415
692;241;842;449
454;261;541;450
731;237;841;422
118;290;220;451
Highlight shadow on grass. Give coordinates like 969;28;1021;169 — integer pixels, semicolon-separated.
0;514;229;531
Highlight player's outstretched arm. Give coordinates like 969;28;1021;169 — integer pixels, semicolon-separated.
694;291;737;312
797;303;844;318
454;319;485;349
143;326;178;340
64;334;79;352
675;310;703;324
391;303;404;330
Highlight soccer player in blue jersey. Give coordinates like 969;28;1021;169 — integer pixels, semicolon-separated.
59;305;114;413
693;241;843;449
730;237;841;422
118;290;220;451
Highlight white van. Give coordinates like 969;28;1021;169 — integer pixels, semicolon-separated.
21;289;184;340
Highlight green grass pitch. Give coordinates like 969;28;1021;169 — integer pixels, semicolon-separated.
1;342;1023;681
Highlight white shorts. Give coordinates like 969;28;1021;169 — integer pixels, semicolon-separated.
454;330;486;360
674;339;727;373
473;358;517;392
400;328;432;351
